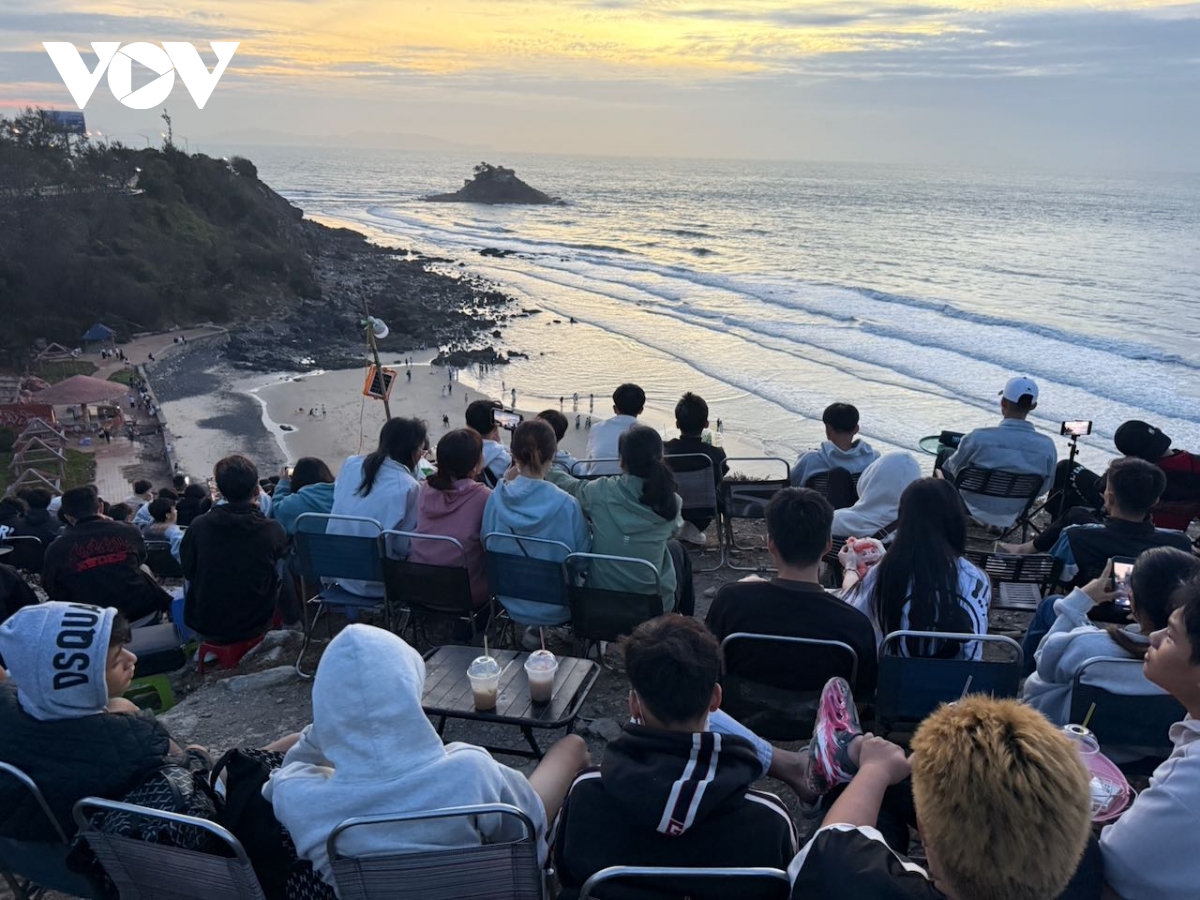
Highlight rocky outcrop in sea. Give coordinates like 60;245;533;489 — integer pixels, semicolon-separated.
423;162;558;205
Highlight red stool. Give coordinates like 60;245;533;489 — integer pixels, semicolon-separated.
197;634;265;674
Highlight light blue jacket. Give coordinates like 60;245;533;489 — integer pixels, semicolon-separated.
270;479;336;535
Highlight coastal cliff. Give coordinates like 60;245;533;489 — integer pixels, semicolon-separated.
423;162;558;205
0;108;520;372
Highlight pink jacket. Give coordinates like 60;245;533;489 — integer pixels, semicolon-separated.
410;479;491;608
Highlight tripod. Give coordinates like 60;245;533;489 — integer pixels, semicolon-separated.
1023;431;1086;531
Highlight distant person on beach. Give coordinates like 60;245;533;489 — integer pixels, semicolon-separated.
584;383;646;476
442;414;450;427
538;409;578;473
789;403;879;507
409;429;492;611
937;376;1057;528
663;392;728;545
549;425;692;615
270;458;336;536
466;399;512;487
329;418;428;598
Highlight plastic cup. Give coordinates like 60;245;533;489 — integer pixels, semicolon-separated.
524;649;558;704
1063;724;1100;759
468;655;502;711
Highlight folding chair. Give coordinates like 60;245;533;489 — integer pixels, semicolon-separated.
579;866;790;900
293;513;387;677
483;533;571;646
964;550;1063;612
565;552;662;660
0;535;43;573
381;530;477;645
569;459;622;480
0;763;103;900
328;804;543;900
720;457;791;571
951;466;1045;541
144;540;184;580
73;798;266;899
719;633;859;741
665;453;722;572
805;470;862;504
874;631;1023;740
1070;656;1186;766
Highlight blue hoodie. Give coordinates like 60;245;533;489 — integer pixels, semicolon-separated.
270;478;336;535
482;476;591;625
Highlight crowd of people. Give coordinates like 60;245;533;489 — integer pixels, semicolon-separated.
0;374;1197;899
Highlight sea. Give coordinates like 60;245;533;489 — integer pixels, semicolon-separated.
212;147;1200;472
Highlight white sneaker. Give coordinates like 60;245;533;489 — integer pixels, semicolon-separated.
678;521;707;547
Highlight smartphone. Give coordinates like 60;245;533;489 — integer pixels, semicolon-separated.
284;466;294;478
1110;556;1136;608
494;410;523;430
1061;420;1093;437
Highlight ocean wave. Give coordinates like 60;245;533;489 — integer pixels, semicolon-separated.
663;229;710;239
689;247;717;257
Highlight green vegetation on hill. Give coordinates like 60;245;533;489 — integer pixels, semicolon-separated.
0;108;318;366
0;447;96;496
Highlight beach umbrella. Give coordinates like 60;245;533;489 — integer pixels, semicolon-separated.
32;374;130;405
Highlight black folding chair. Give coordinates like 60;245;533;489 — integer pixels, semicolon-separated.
665;453;722;572
565;552;662;661
964;550;1063;612
579;866;789;900
720;457;791;571
1070;656;1186;768
0;535;43;573
144;540;183;580
382;530;477;645
951;466;1045;540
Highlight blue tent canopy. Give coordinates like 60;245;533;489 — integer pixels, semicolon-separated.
80;323;116;342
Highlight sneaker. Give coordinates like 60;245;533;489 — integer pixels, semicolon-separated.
678;521;707;547
804;677;862;796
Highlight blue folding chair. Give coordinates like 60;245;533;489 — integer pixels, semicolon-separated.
293;513;386;677
1071;656;1186;769
0;762;104;899
483;533;572;646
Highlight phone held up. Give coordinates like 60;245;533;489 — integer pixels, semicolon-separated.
1110;556;1136;609
494;410;523;431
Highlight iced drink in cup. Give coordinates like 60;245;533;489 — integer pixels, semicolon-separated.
525;649;558;703
468;655;502;711
1063;724;1100;759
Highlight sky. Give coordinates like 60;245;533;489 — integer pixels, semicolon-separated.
2;0;1199;170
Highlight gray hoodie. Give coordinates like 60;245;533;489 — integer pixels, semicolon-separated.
264;625;547;888
0;601;117;721
790;440;880;488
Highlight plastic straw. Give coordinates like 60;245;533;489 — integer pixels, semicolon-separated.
540;628;545;651
960;675;973;699
483;633;489;658
1082;702;1097;731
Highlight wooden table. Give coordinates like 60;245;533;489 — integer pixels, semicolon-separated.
422;646;600;760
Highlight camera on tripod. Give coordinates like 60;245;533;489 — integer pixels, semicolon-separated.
1060;420;1092;438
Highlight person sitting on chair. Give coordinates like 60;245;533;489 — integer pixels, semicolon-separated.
831;452;921;543
938;376;1057;529
663;391;728;547
789;403;879;510
269;457;336;536
466;399;513;487
583;383;645;476
14;489;61;565
554;616;797;900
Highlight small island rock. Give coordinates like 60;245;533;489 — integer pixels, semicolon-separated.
424;162;559;205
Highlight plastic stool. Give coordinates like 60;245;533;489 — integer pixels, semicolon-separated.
197;634;265;674
126;674;176;711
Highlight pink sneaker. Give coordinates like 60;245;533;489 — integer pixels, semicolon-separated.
805;677;862;796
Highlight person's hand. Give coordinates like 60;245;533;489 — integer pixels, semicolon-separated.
856;734;910;785
1082;558;1121;607
504;464;520;482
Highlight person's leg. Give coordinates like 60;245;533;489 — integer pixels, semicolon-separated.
667;539;695;616
709;709;819;804
527;734;591;823
1021;595;1062;675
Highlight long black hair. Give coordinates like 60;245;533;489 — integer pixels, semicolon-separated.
869;477;972;639
426;429;483;491
619;425;678;521
1109;547;1200;658
357;417;428;497
290;457;335;493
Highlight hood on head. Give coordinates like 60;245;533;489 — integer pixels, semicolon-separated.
856;452;922;505
309;625;446;776
0;602;116;721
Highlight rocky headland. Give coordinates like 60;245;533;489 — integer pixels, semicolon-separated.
423;162;559;205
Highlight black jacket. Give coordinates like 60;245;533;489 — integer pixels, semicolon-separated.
180;502;288;643
0;683;172;840
41;517;170;621
14;508;61;569
1064;518;1194;586
554;726;797;900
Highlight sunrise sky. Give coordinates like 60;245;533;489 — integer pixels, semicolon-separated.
2;0;1199;169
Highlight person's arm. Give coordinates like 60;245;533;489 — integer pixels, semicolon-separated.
546;466;589;505
940;435;972;480
822;735;910;828
1100;771;1200;900
272;475;293;503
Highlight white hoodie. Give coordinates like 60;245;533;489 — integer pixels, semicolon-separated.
263;626;547;888
1100;717;1200;900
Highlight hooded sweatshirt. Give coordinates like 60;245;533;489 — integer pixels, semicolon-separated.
1100;717;1200;900
269;478;336;535
553;726;797;900
832;452;921;539
546;469;682;611
790;439;880;489
0;602;173;840
409;478;491;608
264;625;548;889
328;455;420;597
481;439;513;486
481;476;592;625
1022;588;1165;728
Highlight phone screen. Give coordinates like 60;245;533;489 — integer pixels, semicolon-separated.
494;410;522;430
1111;558;1135;607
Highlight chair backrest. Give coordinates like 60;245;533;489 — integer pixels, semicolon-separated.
144;540;184;579
1070;657;1186;758
483;533;570;616
565;552;662;643
719;633;860;741
569;459;621;480
964;550;1062;589
664;454;718;513
720;458;791;520
952;466;1044;501
73;798;265;900
805;470;862;496
327;804;542;900
579;866;790;900
294;514;385;583
0;534;43;572
381;530;473;617
875;631;1023;736
825;522;897;567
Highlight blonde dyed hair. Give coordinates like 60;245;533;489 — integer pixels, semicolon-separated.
910;697;1091;900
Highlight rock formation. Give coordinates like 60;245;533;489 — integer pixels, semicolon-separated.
424;162;558;205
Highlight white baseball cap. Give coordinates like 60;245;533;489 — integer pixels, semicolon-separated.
1000;376;1039;404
